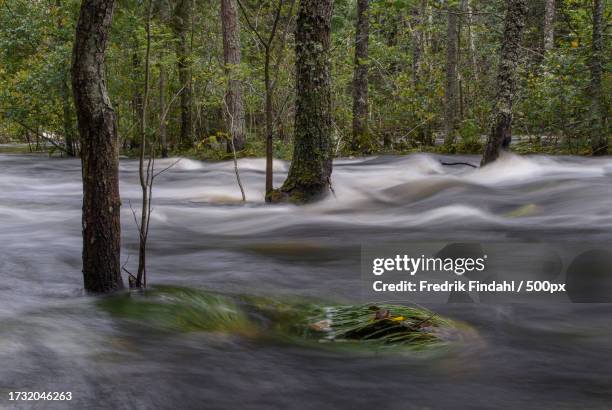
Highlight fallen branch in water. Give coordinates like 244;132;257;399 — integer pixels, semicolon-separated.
440;161;478;168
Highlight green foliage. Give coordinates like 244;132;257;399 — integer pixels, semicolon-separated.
0;0;608;156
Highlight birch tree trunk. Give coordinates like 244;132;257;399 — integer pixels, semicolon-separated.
72;0;123;292
462;0;478;81
543;0;555;52
480;0;528;166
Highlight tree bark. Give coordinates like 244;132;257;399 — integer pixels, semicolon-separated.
480;0;528;166
590;0;607;155
72;0;123;292
174;0;193;147
221;0;246;151
351;0;369;152
444;4;459;146
543;0;555;52
272;0;333;203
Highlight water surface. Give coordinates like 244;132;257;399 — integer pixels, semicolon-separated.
1;153;611;409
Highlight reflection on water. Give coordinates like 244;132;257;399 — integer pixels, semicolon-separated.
0;153;611;409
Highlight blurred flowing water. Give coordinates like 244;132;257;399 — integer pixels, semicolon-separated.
0;152;611;409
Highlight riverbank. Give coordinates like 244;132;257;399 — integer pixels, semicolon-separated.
0;133;602;160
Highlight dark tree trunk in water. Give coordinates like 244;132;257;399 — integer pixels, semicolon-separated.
272;0;333;203
221;0;246;151
72;0;123;293
543;0;555;52
590;0;607;155
480;0;527;166
351;0;369;152
174;0;193;147
444;4;459;146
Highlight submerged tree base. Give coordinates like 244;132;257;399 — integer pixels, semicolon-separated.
266;185;329;204
100;286;469;352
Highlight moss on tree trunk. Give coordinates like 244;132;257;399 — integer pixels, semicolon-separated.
481;0;528;166
271;0;333;204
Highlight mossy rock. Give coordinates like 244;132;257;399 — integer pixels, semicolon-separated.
244;295;468;351
268;302;464;351
100;286;469;351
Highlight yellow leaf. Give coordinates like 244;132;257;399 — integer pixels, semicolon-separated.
571;40;579;48
391;316;405;322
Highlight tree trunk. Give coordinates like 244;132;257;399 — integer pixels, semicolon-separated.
411;1;424;86
159;59;168;158
131;51;142;150
480;0;528;166
72;0;123;293
444;5;459;146
590;0;607;155
265;48;273;196
174;0;193;147
462;0;478;81
221;0;246;151
543;0;555;52
351;0;369;152
135;0;154;289
56;0;76;157
272;0;333;203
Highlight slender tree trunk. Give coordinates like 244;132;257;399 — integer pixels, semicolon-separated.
351;0;369;152
265;49;274;196
131;51;142;150
135;0;154;289
543;0;555;52
159;59;168;158
462;0;478;81
590;0;607;155
72;0;123;292
174;0;193;147
273;0;333;203
411;1;424;86
56;0;76;157
221;0;246;151
481;0;528;166
444;5;459;146
235;0;284;199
